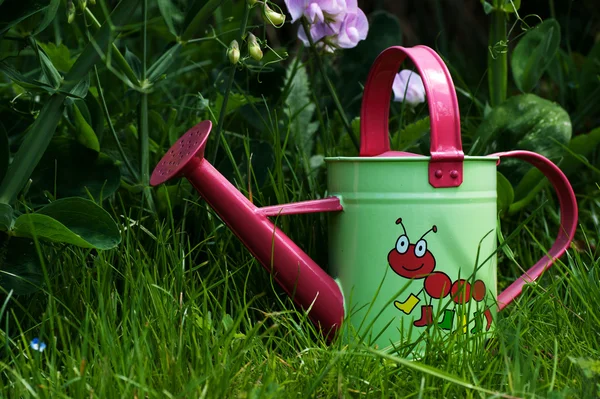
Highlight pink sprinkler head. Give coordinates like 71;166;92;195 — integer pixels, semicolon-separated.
150;120;212;186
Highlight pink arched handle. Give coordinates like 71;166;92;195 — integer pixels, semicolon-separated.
360;45;464;188
493;150;578;310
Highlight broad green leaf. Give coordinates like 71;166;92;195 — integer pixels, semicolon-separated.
511;19;561;92
547;49;576;104
0;204;12;231
0;235;43;295
393;117;431;151
147;43;181;83
38;42;75;72
27;138;120;205
472;94;571;186
284;61;318;156
0;122;8;183
13;197;121;249
70;101;99;151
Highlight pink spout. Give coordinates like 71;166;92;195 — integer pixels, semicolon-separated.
150;121;345;338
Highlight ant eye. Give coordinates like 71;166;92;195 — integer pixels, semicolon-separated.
414;239;427;258
395;235;409;254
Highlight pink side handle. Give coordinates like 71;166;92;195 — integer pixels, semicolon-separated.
259;197;343;217
493;150;578;310
359;45;464;188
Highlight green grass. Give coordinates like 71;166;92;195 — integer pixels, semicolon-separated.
1;179;599;398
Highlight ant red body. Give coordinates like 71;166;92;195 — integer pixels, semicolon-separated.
388;218;493;332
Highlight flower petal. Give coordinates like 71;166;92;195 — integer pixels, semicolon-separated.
334;9;369;49
284;0;307;23
392;70;426;105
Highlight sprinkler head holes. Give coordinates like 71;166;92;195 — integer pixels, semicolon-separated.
150;120;212;186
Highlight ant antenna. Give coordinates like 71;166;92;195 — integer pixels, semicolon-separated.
419;225;437;240
395;218;407;235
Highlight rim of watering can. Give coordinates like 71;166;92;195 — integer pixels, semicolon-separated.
324;155;499;162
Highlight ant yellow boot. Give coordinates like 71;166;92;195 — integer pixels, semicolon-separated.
394;294;420;314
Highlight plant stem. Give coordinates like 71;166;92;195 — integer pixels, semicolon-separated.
181;0;225;42
488;9;507;107
139;0;154;211
210;2;250;164
93;66;138;180
85;7;140;86
301;19;359;152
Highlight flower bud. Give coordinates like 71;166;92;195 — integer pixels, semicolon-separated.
263;4;285;26
247;33;263;61
67;1;76;23
78;0;87;11
89;0;95;5
227;40;240;65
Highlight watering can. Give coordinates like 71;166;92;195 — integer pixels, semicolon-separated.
150;45;578;354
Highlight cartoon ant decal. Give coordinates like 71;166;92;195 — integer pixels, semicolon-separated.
388;218;493;333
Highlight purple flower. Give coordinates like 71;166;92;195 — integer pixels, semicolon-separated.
285;0;368;50
285;0;356;24
392;70;426;106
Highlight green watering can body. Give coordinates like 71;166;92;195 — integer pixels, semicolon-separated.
150;45;578;357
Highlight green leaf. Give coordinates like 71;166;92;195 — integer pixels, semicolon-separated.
0;60;55;93
471;94;572;185
124;47;142;80
481;1;494;14
30;0;59;36
34;40;62;89
393;117;431;151
147;43;181;83
27;138;120;205
70;101;99;151
577;41;600;106
569;357;600;379
65;73;90;98
0;0;48;36
511;18;561;92
157;0;184;37
284;61;318;156
0;235;43;295
559;127;600;176
13;197;121;249
0;122;8;183
0;204;12;231
499;0;520;13
214;92;261;117
38;42;75;73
